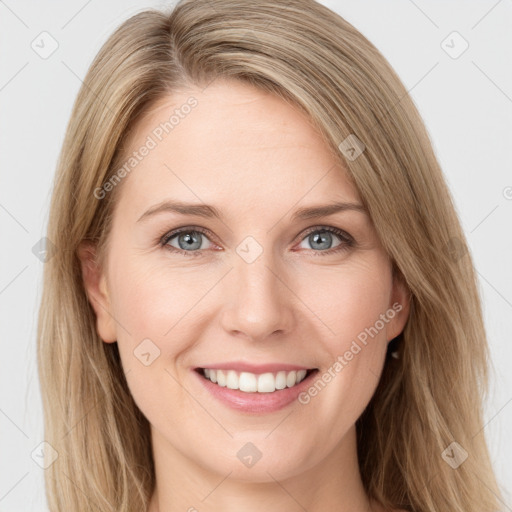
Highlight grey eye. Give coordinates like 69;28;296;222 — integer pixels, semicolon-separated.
166;231;212;251
299;230;343;251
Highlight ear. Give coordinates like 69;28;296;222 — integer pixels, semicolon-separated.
386;269;411;342
77;241;117;343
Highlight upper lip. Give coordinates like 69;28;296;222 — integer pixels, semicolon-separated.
194;361;317;374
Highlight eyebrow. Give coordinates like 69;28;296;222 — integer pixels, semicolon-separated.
136;200;367;223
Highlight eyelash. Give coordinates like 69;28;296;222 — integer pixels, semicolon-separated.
159;225;355;257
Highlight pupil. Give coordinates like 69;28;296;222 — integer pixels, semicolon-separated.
311;231;331;250
180;232;201;250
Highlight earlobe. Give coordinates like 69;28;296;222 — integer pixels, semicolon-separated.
387;271;411;343
77;241;117;343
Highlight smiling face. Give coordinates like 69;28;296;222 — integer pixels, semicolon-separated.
79;78;409;487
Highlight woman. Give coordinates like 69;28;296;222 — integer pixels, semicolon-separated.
36;0;504;511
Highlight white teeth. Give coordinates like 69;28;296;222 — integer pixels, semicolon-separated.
286;371;297;388
226;370;238;390
216;369;226;387
239;372;258;392
201;368;310;393
257;373;275;393
275;371;287;390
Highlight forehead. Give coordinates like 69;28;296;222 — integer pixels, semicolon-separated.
116;79;360;216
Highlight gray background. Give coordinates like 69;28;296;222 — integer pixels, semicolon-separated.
1;0;511;510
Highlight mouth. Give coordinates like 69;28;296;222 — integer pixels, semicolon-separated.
194;367;319;394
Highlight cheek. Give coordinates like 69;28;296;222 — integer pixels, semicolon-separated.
107;256;231;406
108;263;199;432
294;259;393;429
109;249;393;372
300;256;393;346
109;248;392;375
109;255;209;346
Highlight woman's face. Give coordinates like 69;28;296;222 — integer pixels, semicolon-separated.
81;78;409;483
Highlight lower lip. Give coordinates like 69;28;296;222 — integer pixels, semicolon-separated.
192;368;319;413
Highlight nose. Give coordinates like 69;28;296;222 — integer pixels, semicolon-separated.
220;250;295;343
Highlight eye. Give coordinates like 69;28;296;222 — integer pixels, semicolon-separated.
296;226;354;254
161;227;214;256
160;225;354;257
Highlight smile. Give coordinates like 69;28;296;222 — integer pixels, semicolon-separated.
192;365;320;413
196;368;316;393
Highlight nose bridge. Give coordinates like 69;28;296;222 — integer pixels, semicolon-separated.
220;238;293;340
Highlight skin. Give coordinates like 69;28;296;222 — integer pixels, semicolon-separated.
79;78;410;512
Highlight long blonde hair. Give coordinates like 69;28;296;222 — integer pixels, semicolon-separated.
37;0;503;510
